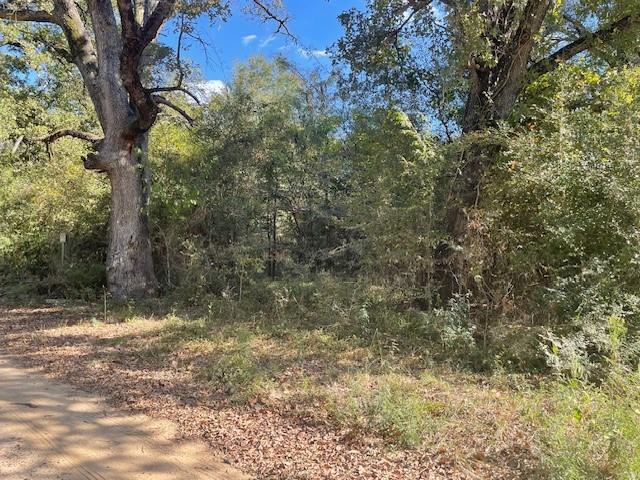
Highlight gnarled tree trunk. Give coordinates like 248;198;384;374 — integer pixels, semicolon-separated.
0;0;174;300
104;133;157;298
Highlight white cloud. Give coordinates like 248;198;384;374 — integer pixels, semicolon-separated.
242;34;257;45
259;35;276;48
297;47;329;59
193;80;227;103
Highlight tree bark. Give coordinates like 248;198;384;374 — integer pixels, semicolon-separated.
104;133;157;299
436;0;553;301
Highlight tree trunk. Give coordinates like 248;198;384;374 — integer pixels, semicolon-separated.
436;67;521;299
105;133;157;299
436;0;553;302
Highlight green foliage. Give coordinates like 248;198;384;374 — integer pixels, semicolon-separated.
481;65;640;372
150;56;344;296
333;0;640;132
0;22;107;297
333;374;442;447
345;109;443;303
200;343;271;401
4;33;640;386
532;371;640;479
418;294;478;364
4;4;640;477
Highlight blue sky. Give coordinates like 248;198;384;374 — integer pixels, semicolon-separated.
159;1;364;88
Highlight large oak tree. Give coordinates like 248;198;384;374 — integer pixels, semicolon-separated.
0;0;289;298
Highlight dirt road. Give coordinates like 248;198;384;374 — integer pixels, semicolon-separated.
0;355;247;480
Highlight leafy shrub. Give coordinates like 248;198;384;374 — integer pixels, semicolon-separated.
418;294;478;365
333;374;443;447
202;345;268;400
542;300;640;381
533;371;640;479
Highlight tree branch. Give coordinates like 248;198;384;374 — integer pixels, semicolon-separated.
140;0;176;46
118;0;158;132
1;1;106;128
0;5;58;24
530;12;640;78
383;2;428;44
249;0;294;39
145;14;201;104
146;86;201;104
34;129;105;170
38;129;103;145
153;95;194;125
118;0;179;133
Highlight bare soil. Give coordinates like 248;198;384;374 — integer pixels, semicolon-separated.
0;354;246;480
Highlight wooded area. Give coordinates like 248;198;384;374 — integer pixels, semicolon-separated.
1;0;640;478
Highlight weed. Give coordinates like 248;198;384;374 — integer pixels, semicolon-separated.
331;374;445;447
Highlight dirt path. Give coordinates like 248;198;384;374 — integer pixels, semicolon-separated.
0;355;247;480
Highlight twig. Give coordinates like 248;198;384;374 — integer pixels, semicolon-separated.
249;0;295;40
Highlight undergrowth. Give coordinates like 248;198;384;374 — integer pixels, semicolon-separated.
39;279;640;478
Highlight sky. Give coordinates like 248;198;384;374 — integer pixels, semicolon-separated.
159;1;365;93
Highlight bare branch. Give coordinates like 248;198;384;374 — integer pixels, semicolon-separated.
34;129;105;169
145;15;202;104
38;129;103;145
530;12;640;78
249;0;294;39
152;95;194;124
146;86;201;104
184;30;212;65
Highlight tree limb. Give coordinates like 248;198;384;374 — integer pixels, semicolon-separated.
38;129;103;145
152;95;193;124
145;14;201;104
1;1;106;127
118;0;158;132
118;0;179;133
383;2;428;44
146;86;201;104
0;5;58;24
34;129;105;170
140;0;176;46
530;12;640;78
249;0;294;39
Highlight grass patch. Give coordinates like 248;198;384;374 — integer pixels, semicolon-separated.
529;370;640;479
331;373;447;447
199;343;274;401
74;296;640;477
